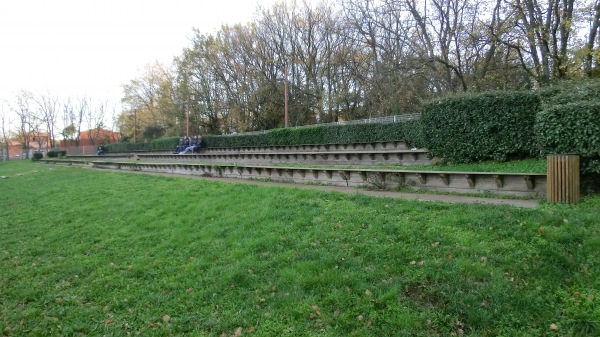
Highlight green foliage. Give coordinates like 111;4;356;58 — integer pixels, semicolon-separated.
148;136;179;151
421;91;540;163
141;125;166;142
203;133;269;148
31;153;43;161
539;79;600;108
203;122;406;148
46;151;66;158
536;102;600;173
402;119;426;149
103;142;147;153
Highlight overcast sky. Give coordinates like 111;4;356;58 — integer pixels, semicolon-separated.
0;0;288;118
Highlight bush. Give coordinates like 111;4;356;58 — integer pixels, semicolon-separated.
421;91;540;163
32;153;43;161
46;151;66;158
148;136;179;152
402;119;426;149
539;79;600;108
103;142;147;153
536;101;600;174
203;122;407;148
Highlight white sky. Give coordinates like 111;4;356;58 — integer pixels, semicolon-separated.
0;0;286;119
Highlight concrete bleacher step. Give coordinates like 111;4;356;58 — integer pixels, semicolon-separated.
68;141;434;166
136;150;431;166
43;160;547;198
202;140;412;154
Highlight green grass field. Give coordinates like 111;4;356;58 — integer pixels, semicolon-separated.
1;160;599;336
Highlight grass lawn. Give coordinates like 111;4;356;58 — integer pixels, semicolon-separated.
1;160;599;336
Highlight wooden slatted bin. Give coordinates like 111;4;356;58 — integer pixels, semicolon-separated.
547;154;580;204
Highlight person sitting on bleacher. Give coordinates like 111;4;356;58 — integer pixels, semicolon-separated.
174;137;185;154
179;136;198;154
97;145;105;156
192;135;203;153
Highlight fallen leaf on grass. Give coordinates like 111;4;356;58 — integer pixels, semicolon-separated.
365;289;372;296
186;288;193;293
431;242;440;247
358;315;364;321
233;327;242;336
310;305;321;317
550;323;559;331
162;315;170;323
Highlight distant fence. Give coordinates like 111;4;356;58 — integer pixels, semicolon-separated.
226;114;421;136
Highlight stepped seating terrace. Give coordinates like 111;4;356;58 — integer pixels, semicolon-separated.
48;140;547;197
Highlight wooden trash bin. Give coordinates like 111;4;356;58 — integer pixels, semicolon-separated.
547;154;580;204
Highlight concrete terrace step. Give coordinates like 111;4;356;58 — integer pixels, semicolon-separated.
44;160;546;198
135;150;431;166
66;141;432;166
204;140;413;153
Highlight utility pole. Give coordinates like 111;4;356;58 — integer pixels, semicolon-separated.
186;93;190;137
284;66;289;128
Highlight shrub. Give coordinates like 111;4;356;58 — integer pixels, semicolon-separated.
148;136;179;152
103;142;147;153
402;119;425;149
421;91;540;163
32;153;43;161
203;122;408;148
46;151;66;158
538;79;600;108
536;101;600;174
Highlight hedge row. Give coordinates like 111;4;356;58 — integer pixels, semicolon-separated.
536;101;600;174
202;122;407;148
46;150;67;158
418;81;600;174
421;91;540;163
104;136;179;153
536;80;600;174
538;79;600;108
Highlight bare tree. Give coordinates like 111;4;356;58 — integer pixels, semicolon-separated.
33;92;60;150
10;91;37;159
1;101;11;161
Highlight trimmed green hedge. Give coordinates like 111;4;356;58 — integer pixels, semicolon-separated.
421;91;540;163
104;136;179;153
402;119;426;149
536;101;600;174
202;122;407;148
539;79;600;108
47;150;67;158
